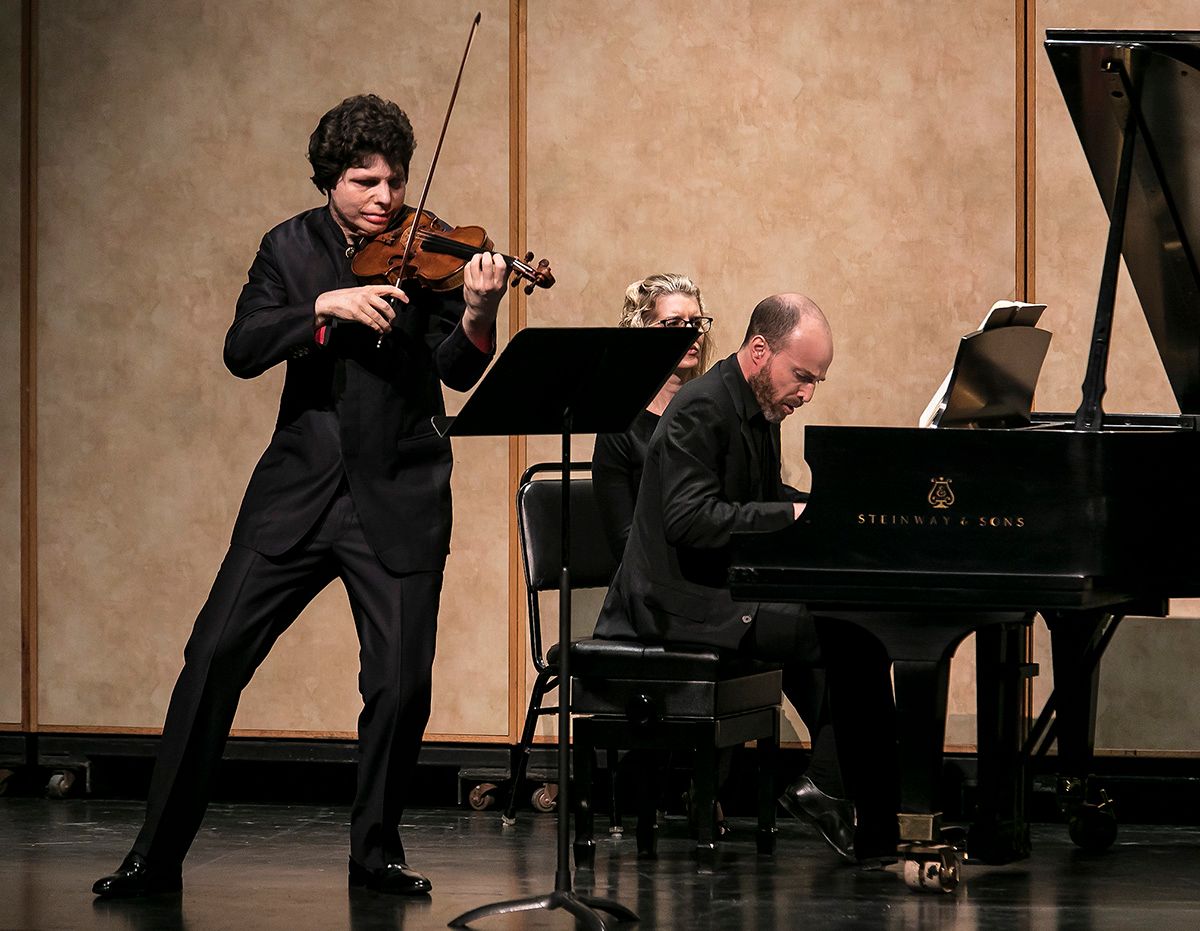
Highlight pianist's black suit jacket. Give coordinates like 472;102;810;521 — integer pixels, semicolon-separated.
224;206;492;573
595;353;803;650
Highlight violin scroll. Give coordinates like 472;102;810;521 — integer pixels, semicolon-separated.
510;251;555;296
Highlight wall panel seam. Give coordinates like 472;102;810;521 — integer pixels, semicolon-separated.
507;0;528;746
40;725;511;742
19;0;38;735
1018;0;1037;731
1023;0;1036;303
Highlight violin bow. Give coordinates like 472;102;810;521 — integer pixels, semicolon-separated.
376;12;482;348
376;13;484;350
321;12;484;350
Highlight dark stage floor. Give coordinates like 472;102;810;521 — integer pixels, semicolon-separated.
3;798;1200;929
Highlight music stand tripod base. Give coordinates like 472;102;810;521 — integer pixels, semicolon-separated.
449;890;638;930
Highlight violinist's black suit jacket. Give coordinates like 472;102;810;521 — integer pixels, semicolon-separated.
595;353;800;649
226;205;490;571
131;206;493;874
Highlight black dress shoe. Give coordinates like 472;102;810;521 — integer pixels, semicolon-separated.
348;857;432;895
778;775;857;861
92;853;182;898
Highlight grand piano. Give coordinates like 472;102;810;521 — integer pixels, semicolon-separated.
729;30;1200;892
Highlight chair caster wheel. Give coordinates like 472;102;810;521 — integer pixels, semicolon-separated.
532;784;557;813
1068;795;1117;851
46;771;76;799
902;844;960;893
468;782;497;811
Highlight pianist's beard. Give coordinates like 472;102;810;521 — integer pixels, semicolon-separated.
748;365;793;424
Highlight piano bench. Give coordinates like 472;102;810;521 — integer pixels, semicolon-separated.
557;637;782;868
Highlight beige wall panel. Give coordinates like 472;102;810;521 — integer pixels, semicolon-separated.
527;0;1017;745
0;0;21;724
1035;2;1200;752
528;0;1016;431
1095;616;1200;751
35;0;511;738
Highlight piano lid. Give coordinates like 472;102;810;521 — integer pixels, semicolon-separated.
1045;30;1200;413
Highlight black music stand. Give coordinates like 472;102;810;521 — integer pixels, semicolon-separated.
442;326;696;930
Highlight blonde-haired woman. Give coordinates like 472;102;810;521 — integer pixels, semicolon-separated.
593;274;713;560
615;273;714;389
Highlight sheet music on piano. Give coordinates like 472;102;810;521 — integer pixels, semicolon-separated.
919;300;1049;429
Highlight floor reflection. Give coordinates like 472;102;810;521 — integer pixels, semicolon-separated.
3;799;1199;929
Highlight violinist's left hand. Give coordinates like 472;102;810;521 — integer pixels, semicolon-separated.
462;252;507;351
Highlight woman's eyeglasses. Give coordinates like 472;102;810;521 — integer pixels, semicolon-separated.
654;316;713;333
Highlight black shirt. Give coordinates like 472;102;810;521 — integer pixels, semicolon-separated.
592;408;661;560
732;370;781;499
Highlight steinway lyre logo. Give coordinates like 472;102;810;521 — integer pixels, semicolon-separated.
928;477;954;509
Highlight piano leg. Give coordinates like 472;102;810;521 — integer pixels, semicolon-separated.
970;619;1036;864
1043;609;1120;851
892;655;961;892
893;657;950;827
824;611;1028;892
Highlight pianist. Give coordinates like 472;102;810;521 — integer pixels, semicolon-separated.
594;293;897;862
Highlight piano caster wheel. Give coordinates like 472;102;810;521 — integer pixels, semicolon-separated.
940;824;969;851
1068;793;1117;851
902;844;961;894
532;783;558;813
468;782;498;811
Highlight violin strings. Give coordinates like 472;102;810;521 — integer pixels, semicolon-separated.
384;228;542;283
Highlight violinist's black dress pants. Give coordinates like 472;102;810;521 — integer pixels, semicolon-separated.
132;485;441;872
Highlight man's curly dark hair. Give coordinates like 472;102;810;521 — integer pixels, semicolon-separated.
307;94;416;194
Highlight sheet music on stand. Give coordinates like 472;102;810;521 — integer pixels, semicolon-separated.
919;300;1049;429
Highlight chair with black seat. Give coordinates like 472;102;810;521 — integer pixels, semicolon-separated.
505;464;783;866
502;462;622;828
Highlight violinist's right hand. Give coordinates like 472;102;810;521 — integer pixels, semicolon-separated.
314;284;409;335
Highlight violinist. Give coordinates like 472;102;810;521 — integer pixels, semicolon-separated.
93;93;508;899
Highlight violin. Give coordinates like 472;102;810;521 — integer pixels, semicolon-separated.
351;206;555;296
339;12;555;353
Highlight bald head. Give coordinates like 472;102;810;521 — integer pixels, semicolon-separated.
740;293;830;350
737;293;833;422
